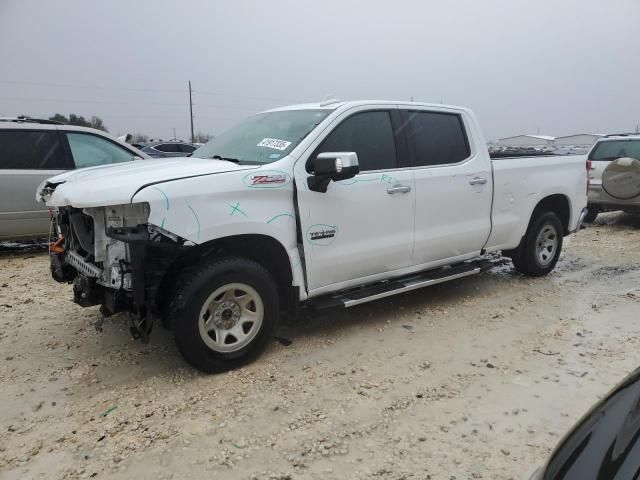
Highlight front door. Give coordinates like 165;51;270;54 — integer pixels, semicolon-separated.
294;109;415;294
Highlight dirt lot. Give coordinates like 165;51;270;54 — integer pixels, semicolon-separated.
1;213;639;480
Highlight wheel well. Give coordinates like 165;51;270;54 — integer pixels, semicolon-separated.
532;194;571;234
157;234;297;322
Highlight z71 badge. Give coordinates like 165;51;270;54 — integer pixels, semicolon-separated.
242;170;292;188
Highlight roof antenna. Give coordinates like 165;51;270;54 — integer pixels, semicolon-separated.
320;94;341;107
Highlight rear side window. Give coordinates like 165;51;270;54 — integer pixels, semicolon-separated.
317;111;397;171
0;130;68;169
406;111;470;166
589;140;640;161
154;143;182;153
67;133;135;168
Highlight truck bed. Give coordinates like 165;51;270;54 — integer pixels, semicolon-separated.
486;154;587;251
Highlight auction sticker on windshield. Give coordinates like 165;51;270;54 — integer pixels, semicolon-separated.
257;138;292;150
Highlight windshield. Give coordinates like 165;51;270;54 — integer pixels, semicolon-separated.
589;139;640;161
191;109;333;164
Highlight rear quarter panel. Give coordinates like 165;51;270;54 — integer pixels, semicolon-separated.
486;155;587;251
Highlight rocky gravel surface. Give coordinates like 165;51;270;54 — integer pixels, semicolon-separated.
1;213;639;479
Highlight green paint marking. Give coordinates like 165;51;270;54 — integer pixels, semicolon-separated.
160;217;165;229
229;202;247;217
337;177;377;186
152;187;170;210
380;174;397;184
100;406;117;417
187;205;200;240
266;213;294;224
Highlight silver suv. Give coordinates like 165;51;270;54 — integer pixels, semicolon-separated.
0;118;148;240
586;134;640;222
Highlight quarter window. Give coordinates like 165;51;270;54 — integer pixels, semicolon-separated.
406;111;470;166
0;130;68;169
317;111;397;171
67;133;135;168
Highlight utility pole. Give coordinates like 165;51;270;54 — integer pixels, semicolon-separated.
173;127;176;140
410;96;414;102
188;81;194;143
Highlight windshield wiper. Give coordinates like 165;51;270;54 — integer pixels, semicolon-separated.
211;155;241;163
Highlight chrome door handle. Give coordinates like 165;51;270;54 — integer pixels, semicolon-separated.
387;184;411;194
469;177;487;186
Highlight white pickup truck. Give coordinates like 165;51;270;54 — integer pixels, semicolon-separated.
38;100;588;372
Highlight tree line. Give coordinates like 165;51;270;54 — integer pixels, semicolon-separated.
48;113;213;144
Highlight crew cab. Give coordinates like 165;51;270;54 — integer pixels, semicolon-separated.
37;100;588;372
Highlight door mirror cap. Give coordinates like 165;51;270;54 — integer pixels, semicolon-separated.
308;152;360;193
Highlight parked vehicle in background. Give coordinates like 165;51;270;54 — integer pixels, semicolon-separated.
139;141;198;158
38;100;588;372
0;118;148;240
529;366;640;480
585;134;640;222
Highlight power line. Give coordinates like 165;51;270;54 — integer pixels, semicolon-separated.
0;96;187;107
0;96;263;112
0;79;300;104
192;89;297;104
0;79;184;94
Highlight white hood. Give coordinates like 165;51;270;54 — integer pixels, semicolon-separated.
38;157;256;208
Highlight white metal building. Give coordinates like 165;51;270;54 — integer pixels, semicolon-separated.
497;135;555;147
554;134;604;146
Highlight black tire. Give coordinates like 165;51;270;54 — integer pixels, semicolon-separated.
583;208;599;223
511;211;564;277
168;256;279;373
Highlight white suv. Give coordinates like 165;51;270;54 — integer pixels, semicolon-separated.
0;118;148;240
585;134;640;222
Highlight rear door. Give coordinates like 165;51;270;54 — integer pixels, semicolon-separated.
404;109;492;266
0;129;71;239
294;108;415;294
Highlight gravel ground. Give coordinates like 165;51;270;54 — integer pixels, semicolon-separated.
1;213;639;480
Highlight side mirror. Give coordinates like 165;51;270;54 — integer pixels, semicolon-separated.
308;152;359;193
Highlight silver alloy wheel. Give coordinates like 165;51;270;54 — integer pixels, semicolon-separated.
535;224;558;266
198;283;264;353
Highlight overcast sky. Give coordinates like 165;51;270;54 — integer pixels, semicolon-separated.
1;0;639;141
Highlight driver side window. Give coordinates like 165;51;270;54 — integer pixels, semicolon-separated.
317;111;397;171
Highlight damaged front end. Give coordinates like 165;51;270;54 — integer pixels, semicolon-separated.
50;203;187;341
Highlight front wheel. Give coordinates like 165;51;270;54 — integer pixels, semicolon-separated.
512;212;563;276
169;257;279;373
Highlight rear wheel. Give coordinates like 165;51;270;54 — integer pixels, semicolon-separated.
169;257;279;373
512;212;563;276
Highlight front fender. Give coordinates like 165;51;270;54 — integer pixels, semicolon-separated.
131;166;306;296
